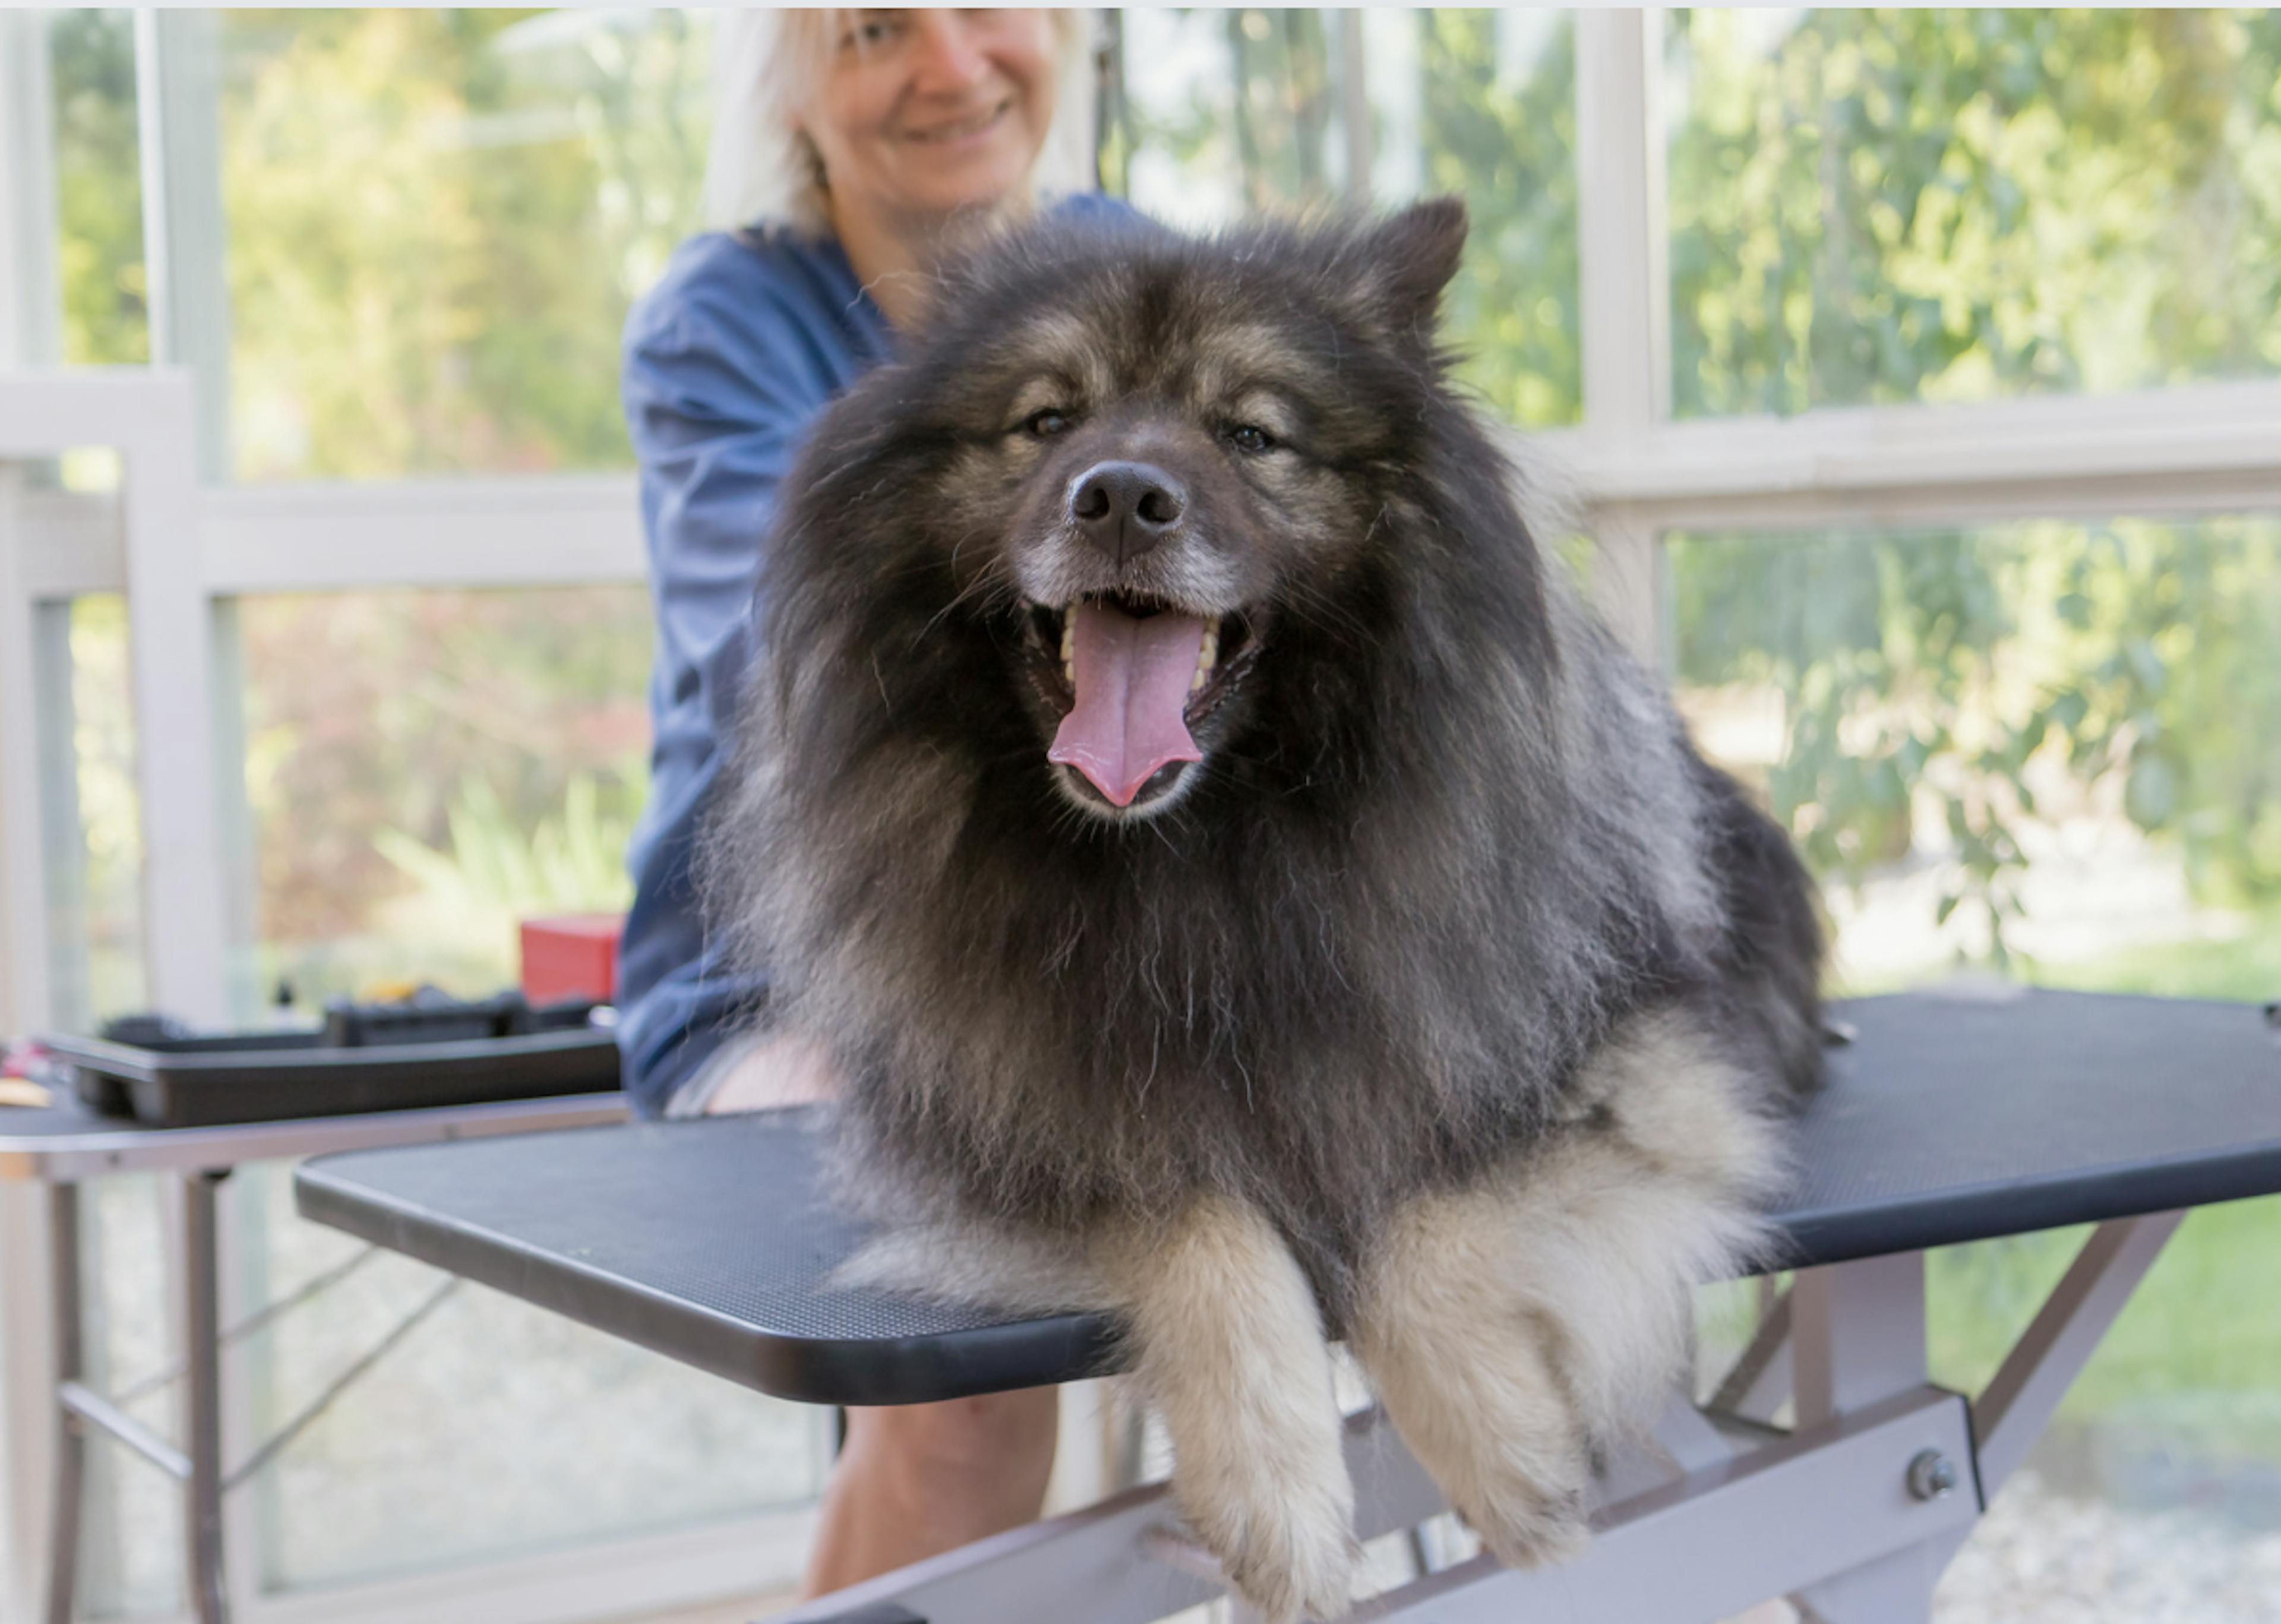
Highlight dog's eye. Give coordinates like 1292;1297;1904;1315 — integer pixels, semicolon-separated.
1226;423;1277;455
1024;408;1075;439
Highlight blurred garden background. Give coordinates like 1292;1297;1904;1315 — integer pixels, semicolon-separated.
20;7;2281;1618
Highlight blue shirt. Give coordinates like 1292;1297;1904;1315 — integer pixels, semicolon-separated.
617;198;1135;1116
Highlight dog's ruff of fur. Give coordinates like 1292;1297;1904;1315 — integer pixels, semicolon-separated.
709;199;1824;1623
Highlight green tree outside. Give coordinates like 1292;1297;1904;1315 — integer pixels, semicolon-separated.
49;9;147;366
216;8;712;481
1667;8;2281;415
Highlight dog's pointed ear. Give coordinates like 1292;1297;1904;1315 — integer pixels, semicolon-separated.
1341;197;1468;340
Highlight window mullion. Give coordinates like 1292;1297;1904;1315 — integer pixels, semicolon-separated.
135;9;232;481
1574;8;1670;437
1337;10;1371;204
1572;9;1672;668
0;11;62;369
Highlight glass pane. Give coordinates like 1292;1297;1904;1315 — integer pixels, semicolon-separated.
49;7;150;366
214;10;713;481
1670;514;2281;1596
1926;1200;2281;1617
1667;10;2281;417
1412;11;1579;428
222;580;824;1591
58;592;150;1029
1114;8;1359;227
1670;515;2281;993
233;586;651;1007
75;1174;184;1620
1110;8;1581;428
7;444;148;1033
236;1164;827;1593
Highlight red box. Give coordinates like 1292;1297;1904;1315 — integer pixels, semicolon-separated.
519;914;625;1005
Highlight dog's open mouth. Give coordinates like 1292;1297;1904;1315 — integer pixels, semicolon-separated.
1022;590;1260;809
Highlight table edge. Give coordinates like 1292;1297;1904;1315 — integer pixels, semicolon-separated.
0;1094;630;1181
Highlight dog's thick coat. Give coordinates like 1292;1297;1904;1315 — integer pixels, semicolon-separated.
706;201;1824;1620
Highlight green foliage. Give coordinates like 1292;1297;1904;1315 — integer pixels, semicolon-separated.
1929;1198;2281;1444
1220;9;1339;211
2029;905;2281;1001
1664;12;2281;982
1417;12;1580;426
1669;9;2281;415
1107;9;1350;219
48;10;148;365
236;585;653;984
1675;517;2281;964
373;767;639;921
214;9;711;479
362;765;642;994
1677;525;2032;959
1108;10;1581;426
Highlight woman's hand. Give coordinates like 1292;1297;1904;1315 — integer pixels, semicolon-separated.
704;1030;842;1114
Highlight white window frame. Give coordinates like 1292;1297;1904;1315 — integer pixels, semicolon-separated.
8;8;2281;1623
0;370;229;1032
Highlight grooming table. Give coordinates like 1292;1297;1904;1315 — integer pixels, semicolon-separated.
295;989;2281;1623
2;1090;630;1624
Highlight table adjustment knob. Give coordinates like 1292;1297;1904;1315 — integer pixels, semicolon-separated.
1907;1449;1960;1502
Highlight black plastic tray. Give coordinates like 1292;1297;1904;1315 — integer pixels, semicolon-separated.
42;1024;622;1129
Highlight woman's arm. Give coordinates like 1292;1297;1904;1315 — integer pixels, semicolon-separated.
614;234;886;1116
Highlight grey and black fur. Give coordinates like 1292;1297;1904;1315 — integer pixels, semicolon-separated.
704;200;1823;1621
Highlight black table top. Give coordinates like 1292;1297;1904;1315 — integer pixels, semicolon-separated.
293;988;2281;1406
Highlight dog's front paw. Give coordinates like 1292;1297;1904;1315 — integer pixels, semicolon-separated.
1180;1468;1359;1624
1447;1444;1592;1571
1104;1195;1358;1618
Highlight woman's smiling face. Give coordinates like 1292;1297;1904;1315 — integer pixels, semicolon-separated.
803;10;1059;226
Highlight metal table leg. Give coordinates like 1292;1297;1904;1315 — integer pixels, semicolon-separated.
45;1182;86;1624
1787;1252;1941;1624
179;1171;229;1624
40;1165;449;1624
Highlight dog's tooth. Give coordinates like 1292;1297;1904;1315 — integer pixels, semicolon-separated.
1060;619;1075;664
1190;668;1206;694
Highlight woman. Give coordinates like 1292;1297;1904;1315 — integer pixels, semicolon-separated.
616;8;1124;1595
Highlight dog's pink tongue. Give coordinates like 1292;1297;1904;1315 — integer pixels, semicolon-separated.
1049;602;1206;807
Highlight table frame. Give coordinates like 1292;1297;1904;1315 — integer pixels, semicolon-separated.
763;1214;2181;1624
285;987;2280;1622
2;1092;626;1624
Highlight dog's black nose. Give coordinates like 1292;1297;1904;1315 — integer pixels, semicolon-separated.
1069;462;1186;564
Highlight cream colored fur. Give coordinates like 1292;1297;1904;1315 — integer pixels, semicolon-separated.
838;1198;1356;1623
1096;1195;1357;1624
833;1217;1113;1316
1349;1009;1786;1569
836;1010;1784;1619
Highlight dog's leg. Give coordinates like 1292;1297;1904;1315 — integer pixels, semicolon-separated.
1096;1194;1356;1624
1348;1008;1785;1569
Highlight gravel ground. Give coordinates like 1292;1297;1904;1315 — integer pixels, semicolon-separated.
1937;1471;2281;1624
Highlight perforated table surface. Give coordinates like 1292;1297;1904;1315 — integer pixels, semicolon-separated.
293;988;2281;1406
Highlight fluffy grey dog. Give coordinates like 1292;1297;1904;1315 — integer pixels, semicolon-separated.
704;199;1823;1622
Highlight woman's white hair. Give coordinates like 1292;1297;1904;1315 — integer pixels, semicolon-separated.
705;9;1101;235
